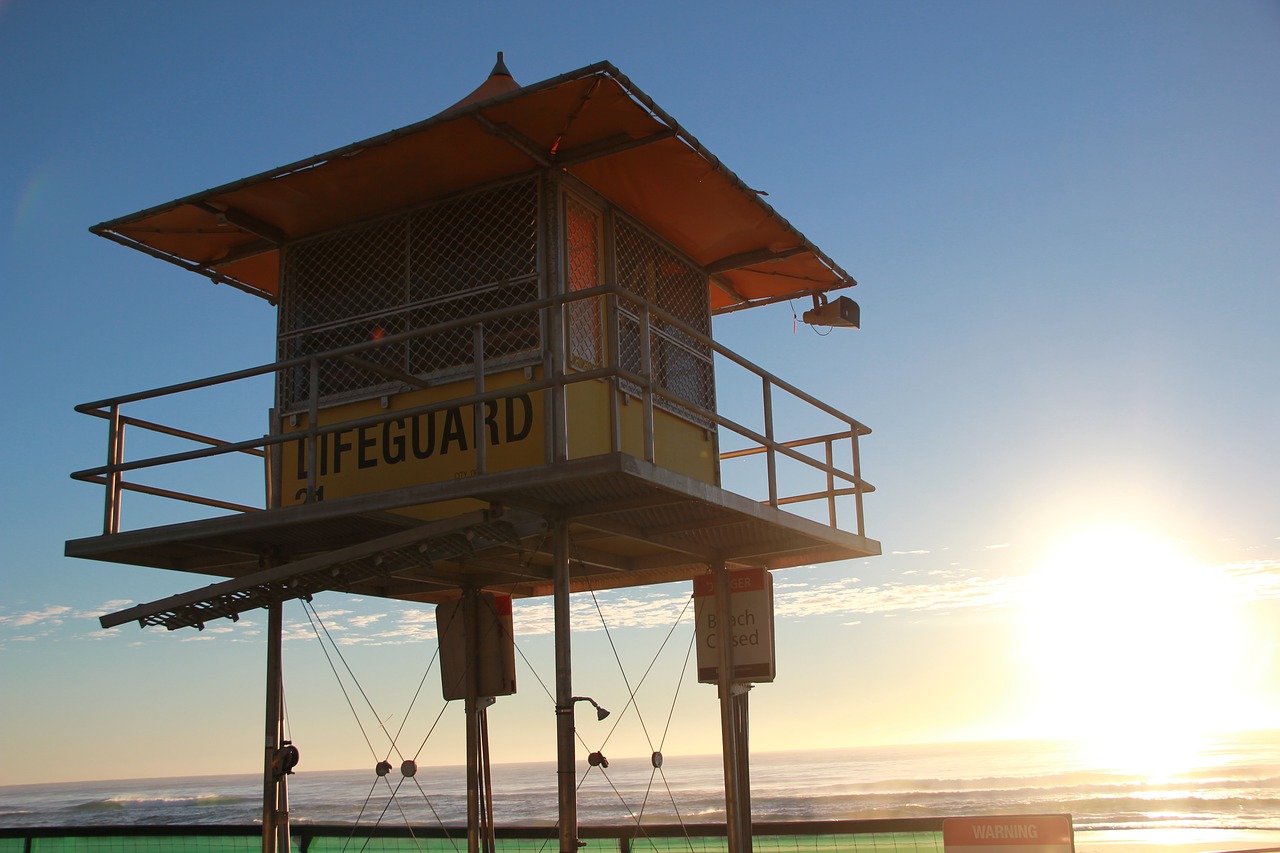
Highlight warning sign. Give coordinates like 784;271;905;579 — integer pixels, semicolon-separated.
943;816;1074;853
693;567;775;683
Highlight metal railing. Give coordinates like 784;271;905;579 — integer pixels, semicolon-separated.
72;285;872;537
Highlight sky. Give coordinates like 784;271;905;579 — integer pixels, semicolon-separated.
1;1;1278;788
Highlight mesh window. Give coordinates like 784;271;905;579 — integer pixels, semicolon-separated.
278;179;540;412
615;217;715;423
565;195;603;368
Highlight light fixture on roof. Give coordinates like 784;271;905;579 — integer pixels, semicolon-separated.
802;294;860;329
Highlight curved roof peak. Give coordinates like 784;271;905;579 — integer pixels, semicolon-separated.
443;51;520;114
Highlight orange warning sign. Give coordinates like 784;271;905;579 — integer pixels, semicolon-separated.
944;816;1073;853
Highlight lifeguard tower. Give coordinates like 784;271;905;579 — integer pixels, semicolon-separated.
68;57;879;853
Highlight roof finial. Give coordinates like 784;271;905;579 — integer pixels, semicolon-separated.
440;51;521;114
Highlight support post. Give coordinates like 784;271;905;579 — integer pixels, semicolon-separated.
103;404;124;535
262;600;287;853
713;561;752;853
733;686;752;836
479;706;495;853
465;589;481;853
553;519;577;853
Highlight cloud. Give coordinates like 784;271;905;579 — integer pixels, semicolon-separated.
0;605;72;627
284;588;698;648
776;574;1025;619
890;549;930;555
80;600;136;618
1220;560;1280;601
985;543;1013;550
264;556;1280;649
514;592;694;637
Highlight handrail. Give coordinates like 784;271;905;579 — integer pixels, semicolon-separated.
74;292;563;415
720;430;871;459
71;284;872;536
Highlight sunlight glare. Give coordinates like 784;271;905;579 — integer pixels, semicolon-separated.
1022;525;1249;777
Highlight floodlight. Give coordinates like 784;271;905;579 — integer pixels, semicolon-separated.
802;295;860;329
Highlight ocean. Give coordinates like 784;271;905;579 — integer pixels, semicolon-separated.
2;731;1278;850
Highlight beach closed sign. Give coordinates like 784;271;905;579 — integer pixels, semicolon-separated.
944;816;1074;853
693;567;775;684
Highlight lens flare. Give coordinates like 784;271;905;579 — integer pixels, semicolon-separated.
1022;525;1250;777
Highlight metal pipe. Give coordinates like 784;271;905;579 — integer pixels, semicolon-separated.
306;358;319;502
602;211;622;456
734;688;752;852
639;306;654;463
95;479;261;514
480;708;495;853
552;519;577;853
546;171;569;467
713;561;745;853
465;590;480;853
473;326;488;476
851;428;866;539
825;439;836;528
74;283;864;436
262;600;284;853
762;380;777;509
115;415;267;457
103;405;123;535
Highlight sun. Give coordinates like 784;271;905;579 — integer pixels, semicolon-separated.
1021;525;1250;776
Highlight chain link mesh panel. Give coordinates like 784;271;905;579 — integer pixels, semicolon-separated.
565;195;603;369
278;179;541;413
615;217;715;424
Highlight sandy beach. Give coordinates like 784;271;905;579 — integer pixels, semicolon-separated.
1075;829;1280;853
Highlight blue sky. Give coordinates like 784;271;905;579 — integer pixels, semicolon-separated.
2;1;1278;786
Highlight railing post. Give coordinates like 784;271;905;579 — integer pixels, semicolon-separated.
851;424;866;538
306;357;320;502
605;291;622;454
472;323;488;476
266;408;282;511
825;437;836;528
550;298;568;466
639;305;654;463
103;404;124;534
761;379;777;508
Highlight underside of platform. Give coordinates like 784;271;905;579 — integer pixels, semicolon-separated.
69;452;880;627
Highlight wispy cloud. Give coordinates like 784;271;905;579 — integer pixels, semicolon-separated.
0;605;72;628
776;574;1025;619
1220;560;1280;600
81;600;136;618
11;558;1275;651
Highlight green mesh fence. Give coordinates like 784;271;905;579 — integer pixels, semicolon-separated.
27;838;259;853
623;832;943;853
750;832;943;853
1;827;948;853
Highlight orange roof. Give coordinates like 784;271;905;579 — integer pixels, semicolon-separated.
92;59;856;313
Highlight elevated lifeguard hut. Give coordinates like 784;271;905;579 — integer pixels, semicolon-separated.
68;56;879;853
